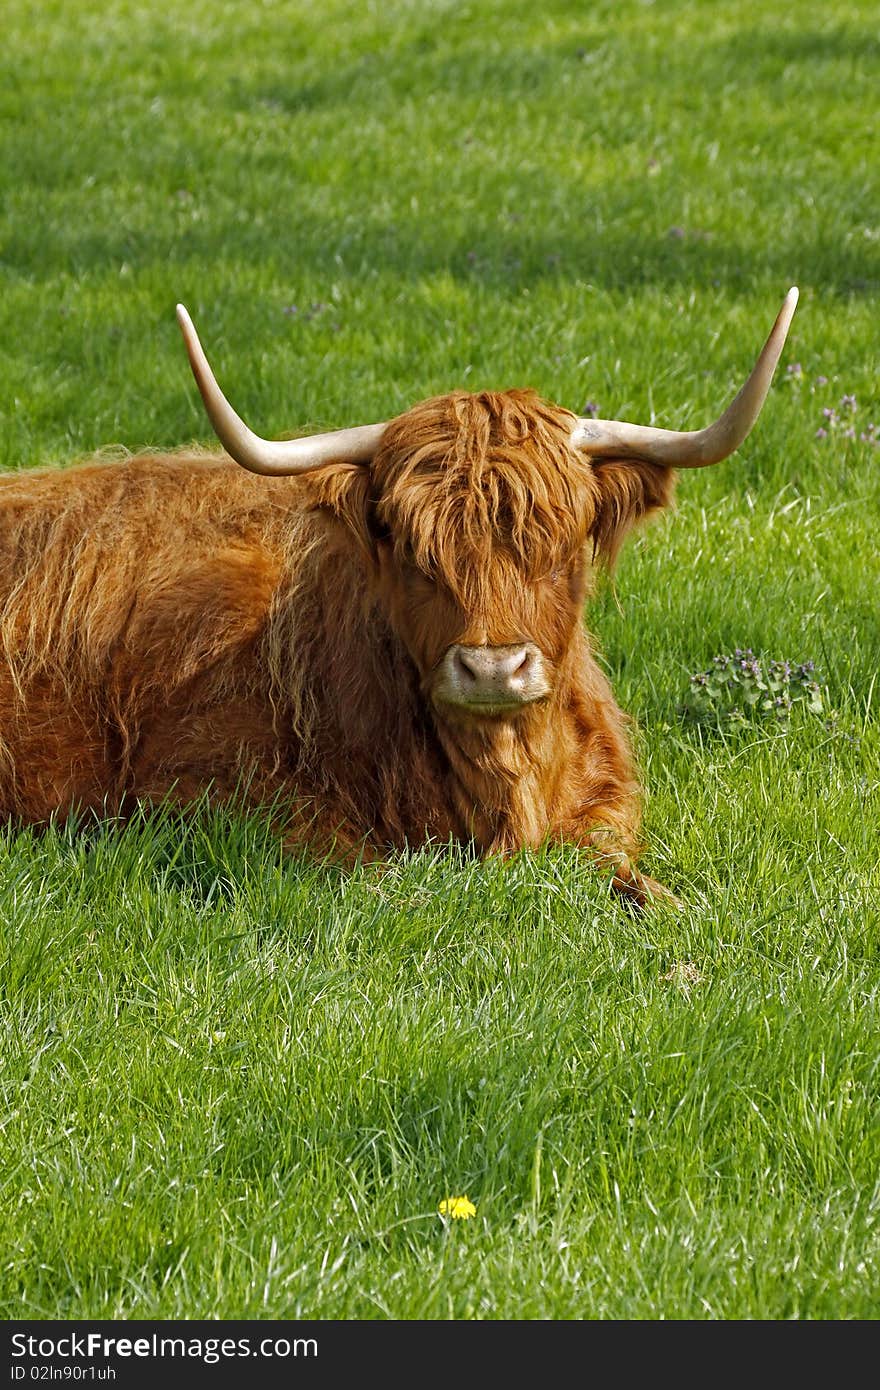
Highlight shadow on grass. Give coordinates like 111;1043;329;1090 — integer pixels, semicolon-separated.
8;169;876;300
719;23;880;69
3;16;878;298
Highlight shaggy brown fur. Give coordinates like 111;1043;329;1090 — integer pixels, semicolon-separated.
0;389;675;903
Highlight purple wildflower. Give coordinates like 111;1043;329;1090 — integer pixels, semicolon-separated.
815;375;828;386
786;362;803;377
822;407;837;421
582;401;599;419
815;427;828;439
841;394;857;412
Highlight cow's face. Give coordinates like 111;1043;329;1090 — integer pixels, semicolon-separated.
356;390;673;724
376;536;591;719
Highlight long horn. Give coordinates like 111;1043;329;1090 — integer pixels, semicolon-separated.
176;304;386;475
571;287;799;467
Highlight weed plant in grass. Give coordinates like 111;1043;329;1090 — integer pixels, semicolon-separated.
1;0;878;1320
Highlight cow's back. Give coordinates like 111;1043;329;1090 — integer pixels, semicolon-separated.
0;452;303;822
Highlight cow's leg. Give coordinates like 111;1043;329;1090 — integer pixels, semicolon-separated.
606;857;681;910
557;813;680;911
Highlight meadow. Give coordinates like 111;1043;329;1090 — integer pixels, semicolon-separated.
0;0;878;1319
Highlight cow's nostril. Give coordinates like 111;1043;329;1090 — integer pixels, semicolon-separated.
512;649;530;675
455;649;479;681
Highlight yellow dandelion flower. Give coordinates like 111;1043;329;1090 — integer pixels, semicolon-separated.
438;1195;476;1220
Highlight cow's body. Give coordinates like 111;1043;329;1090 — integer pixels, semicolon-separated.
0;389;674;900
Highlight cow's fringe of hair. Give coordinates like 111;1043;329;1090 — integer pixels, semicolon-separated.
374;390;598;602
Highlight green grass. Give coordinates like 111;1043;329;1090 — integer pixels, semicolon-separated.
1;0;878;1320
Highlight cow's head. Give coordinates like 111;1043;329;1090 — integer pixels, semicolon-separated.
176;291;797;723
364;388;677;721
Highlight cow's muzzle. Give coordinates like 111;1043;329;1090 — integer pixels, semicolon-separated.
432;643;550;712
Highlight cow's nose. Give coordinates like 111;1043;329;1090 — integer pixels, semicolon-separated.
455;644;531;689
434;642;550;710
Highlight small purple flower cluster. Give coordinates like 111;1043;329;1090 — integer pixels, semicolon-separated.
282;301;330;321
814;393;878;446
685;650;825;727
784;367;877;446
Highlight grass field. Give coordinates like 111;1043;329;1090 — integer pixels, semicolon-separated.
1;0;878;1320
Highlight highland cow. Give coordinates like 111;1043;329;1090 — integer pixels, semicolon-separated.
0;289;798;904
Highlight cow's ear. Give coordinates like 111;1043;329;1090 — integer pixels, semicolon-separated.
587;460;676;568
309;465;379;560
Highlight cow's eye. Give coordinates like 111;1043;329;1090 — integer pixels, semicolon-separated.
399;545;435;585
